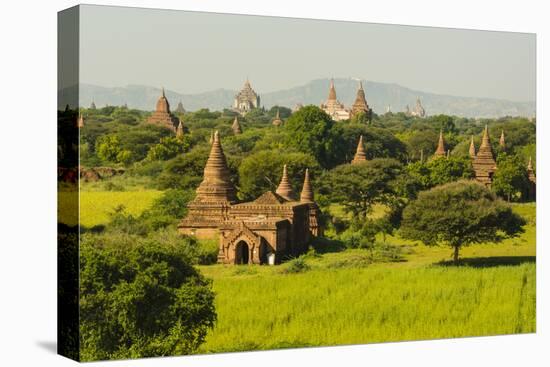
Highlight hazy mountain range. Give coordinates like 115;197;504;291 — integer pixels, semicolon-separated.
78;78;535;118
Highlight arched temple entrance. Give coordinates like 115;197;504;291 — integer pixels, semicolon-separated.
235;241;250;265
259;241;273;265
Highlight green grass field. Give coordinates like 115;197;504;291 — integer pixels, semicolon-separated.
58;190;163;227
197;203;536;353
63;189;536;353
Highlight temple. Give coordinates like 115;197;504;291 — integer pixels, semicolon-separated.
434;130;446;158
472;126;497;186
175;101;186;114
320;79;350;121
232;116;243;135
178;131;321;265
351;135;367;164
147;88;180;131
89;101;96;110
233;79;260;115
405;98;426;117
272;109;283;126
350;81;372;121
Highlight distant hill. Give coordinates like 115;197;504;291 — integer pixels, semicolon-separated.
78;79;535;118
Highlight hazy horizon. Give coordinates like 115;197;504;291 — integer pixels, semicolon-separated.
79;5;536;103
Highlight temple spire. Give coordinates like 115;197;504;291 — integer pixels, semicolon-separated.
527;156;533;171
434;130;446;157
176;120;184;138
232;116;242;134
272;108;283;126
328;78;337;101
162;87;165;98
300;169;314;203
351;135;367;164
499;130;506;150
481;125;491;149
276;164;294;201
469;135;476;158
195;131;236;202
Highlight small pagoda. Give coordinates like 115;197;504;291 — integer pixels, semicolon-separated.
472;126;497;186
433;130;446;158
272;109;283;126
351;135;367;164
147;88;179;131
350;81;372;121
232;116;243;134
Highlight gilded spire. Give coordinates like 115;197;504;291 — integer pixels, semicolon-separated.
527;156;533;171
300;169;314;203
469;135;476;158
328;78;337;101
276;164;294;201
499;130;506;150
351;135;367;164
232;116;242;134
195;131;236;203
434;130;446;157
176;120;184;138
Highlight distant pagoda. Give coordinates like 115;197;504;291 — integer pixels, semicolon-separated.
233;79;260;115
320;79;350;121
472;125;497;186
351;135;367;164
411;97;426;117
232;116;243;134
175;101;186;114
434;130;446;158
147;87;179;131
272;109;283;126
176;120;184;138
90;101;96;110
350;81;372;121
499;130;506;151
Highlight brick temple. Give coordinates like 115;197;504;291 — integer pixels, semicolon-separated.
147;88;180;131
178;131;321;265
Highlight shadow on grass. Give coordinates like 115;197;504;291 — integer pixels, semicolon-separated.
310;237;347;254
437;256;536;268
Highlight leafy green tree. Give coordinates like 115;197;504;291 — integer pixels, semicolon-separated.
320;158;403;219
427;156;475;186
146;136;191;161
238;150;320;200
80;237;216;360
283;105;336;168
429;114;457;134
492;153;531;202
268;105;292;118
350;110;371;124
400;180;525;264
95;135;132;165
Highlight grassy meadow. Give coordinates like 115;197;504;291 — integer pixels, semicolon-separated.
72;189;536;353
59;189;162;227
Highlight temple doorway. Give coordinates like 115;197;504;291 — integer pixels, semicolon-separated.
235;241;250;265
259;241;272;265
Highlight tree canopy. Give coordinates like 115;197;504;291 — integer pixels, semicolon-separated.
400;180;525;263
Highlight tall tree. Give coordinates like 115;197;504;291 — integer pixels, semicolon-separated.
400;180;525;264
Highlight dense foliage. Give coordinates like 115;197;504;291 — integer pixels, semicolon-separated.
400;181;525;263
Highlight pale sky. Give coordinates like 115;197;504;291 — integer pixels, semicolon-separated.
79;4;536;102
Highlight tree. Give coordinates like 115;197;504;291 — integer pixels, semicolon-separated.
238;150;321;200
80;237;216;360
400;180;525;264
146;136;191;161
283;105;336;168
492;153;531;202
320;158;403;219
95;135;133;165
